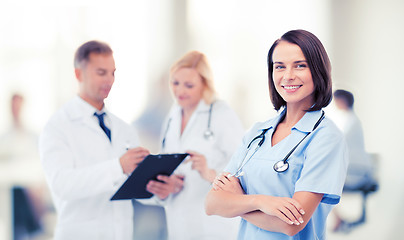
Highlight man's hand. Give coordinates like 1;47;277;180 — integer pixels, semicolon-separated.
146;174;185;200
119;147;150;175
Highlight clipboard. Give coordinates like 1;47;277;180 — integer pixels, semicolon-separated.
111;153;189;200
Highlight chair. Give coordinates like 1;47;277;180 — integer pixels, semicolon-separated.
334;153;379;233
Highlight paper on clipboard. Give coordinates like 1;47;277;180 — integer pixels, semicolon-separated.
110;153;189;200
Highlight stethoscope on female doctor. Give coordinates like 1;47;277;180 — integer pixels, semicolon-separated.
161;102;324;175
161;102;215;151
231;110;325;177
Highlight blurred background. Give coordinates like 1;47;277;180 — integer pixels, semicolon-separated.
1;0;403;239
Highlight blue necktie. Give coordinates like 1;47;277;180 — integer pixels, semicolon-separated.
94;112;111;142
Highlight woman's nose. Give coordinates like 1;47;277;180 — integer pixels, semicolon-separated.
282;68;295;81
175;84;186;94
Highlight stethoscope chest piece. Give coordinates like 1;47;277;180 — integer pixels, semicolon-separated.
203;129;214;141
203;102;215;141
273;160;289;172
233;110;325;175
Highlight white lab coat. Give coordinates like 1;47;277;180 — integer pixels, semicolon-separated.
39;96;139;240
161;100;244;240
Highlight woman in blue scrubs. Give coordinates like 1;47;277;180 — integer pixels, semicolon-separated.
205;29;348;240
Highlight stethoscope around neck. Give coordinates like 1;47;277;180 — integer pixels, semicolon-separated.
232;110;325;177
161;102;214;151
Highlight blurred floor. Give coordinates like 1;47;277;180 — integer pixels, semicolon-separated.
132;200;167;240
7;185;402;240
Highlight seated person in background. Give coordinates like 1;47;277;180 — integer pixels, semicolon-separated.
332;89;373;190
330;89;375;232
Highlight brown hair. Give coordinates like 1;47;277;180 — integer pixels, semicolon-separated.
74;40;113;69
267;29;332;111
170;51;216;104
334;89;354;109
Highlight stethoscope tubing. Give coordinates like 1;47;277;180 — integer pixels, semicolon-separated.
233;110;325;176
161;102;215;151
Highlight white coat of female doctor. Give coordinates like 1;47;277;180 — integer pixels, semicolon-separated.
146;51;245;240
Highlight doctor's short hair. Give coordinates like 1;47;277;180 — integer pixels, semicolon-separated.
169;51;216;104
74;40;113;69
267;29;332;112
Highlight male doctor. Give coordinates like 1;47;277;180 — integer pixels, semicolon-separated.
39;40;149;239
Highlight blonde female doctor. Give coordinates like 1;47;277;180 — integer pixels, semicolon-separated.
145;51;245;240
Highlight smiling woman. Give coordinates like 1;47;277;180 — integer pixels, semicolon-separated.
272;41;315;114
267;31;332;114
205;30;348;240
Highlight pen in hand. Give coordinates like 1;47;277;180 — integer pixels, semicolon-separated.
120;146;150;175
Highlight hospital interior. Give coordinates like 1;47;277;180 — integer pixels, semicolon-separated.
0;0;403;239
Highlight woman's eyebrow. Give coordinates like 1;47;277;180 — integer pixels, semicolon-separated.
273;60;307;64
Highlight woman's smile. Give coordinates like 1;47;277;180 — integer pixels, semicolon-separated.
282;85;302;92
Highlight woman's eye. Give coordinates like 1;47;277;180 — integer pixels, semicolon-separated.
274;65;285;70
172;81;179;86
296;64;307;69
185;84;194;89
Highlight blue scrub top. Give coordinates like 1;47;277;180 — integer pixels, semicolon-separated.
225;109;348;240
